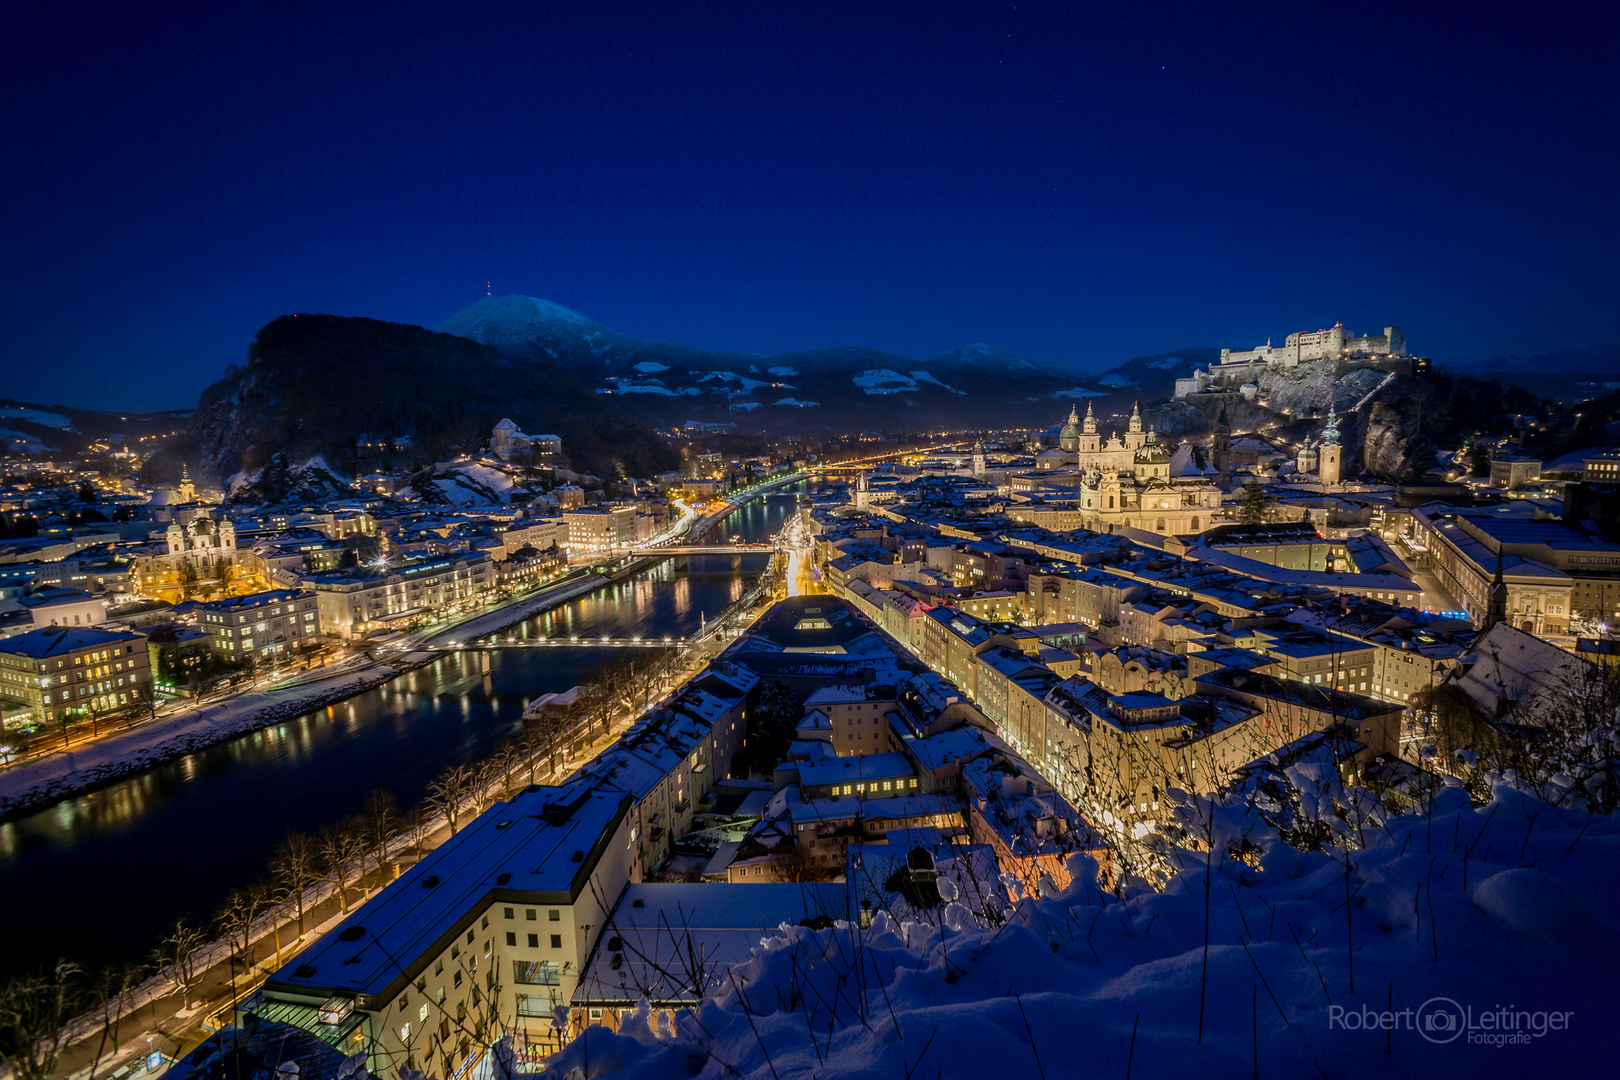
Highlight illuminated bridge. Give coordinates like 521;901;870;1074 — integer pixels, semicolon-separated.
626;544;778;555
420;636;692;651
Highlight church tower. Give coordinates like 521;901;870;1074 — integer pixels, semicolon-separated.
971;440;986;477
1083;400;1098;435
176;463;196;504
1318;403;1342;487
1213;403;1233;489
1487;550;1508;629
854;471;870;510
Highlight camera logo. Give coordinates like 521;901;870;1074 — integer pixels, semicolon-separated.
1417;997;1466;1044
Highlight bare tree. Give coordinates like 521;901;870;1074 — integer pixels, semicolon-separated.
401;804;431;864
176;560;199;601
85;963;145;1080
519;723;551;785
152;919;208;1010
427;763;474;834
218;886;267;975
271;832;321;935
319;821;368;913
493;739;523;800
261;884;292;965
473;758;505;815
362;789;400;879
576;680;615;742
0;959;82;1080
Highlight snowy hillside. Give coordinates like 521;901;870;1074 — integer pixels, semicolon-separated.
434;295;631;362
0;405;76;430
546;780;1619;1079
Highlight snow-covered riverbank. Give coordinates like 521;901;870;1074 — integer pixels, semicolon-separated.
0;574;612;821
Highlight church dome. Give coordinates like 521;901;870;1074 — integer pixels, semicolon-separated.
1135;442;1171;465
1058;406;1082;440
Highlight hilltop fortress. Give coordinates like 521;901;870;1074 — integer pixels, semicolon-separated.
1176;322;1407;397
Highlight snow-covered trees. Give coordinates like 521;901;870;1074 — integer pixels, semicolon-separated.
543;777;1619;1079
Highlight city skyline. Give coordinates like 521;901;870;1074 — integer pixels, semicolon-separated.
1;7;1616;1076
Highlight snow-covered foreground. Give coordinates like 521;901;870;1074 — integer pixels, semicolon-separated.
547;783;1618;1078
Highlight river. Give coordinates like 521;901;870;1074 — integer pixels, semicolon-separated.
0;485;806;983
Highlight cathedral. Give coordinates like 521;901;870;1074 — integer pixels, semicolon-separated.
1035;401;1154;473
1010;402;1225;536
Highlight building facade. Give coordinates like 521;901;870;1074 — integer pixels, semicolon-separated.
0;626;151;727
312;553;494;638
198;588;321;663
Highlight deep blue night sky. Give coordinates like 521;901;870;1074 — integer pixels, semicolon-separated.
3;2;1617;410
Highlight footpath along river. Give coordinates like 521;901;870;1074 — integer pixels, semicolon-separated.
0;484;807;983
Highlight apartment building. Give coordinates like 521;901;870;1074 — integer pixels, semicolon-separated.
562;507;637;554
1247;625;1378;692
259;783;635;1074
312;553;493;638
0;625;150;726
198;588;320;662
1024;567;1145;641
498;519;567;559
803;684;904;756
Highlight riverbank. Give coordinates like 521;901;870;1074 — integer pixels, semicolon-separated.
7;482;809;1079
0;572;611;822
0;482;806;823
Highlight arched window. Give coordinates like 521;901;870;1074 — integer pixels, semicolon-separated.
1108;496;1114;508
1156;518;1166;532
1190;515;1200;530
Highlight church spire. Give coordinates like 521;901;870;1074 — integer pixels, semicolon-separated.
1487;549;1508;629
1128;400;1142;433
1068;404;1080;425
1323;401;1341;446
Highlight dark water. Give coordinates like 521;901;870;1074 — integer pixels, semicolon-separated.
0;486;804;982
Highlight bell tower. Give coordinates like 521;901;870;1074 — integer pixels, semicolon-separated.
1318;403;1342;487
1213;403;1233;489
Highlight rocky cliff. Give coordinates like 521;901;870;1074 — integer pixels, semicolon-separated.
189;314;677;486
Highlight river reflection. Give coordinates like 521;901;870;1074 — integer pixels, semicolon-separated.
0;486;804;981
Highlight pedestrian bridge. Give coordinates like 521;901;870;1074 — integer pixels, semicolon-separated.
422;636;692;651
628;544;778;555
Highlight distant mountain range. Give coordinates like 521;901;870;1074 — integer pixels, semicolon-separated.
0;399;189;457
1468;344;1620;399
429;295;1197;433
25;294;1615;488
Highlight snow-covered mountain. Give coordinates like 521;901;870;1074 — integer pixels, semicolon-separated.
431;296;1158;431
1085;348;1222;397
434;295;636;363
